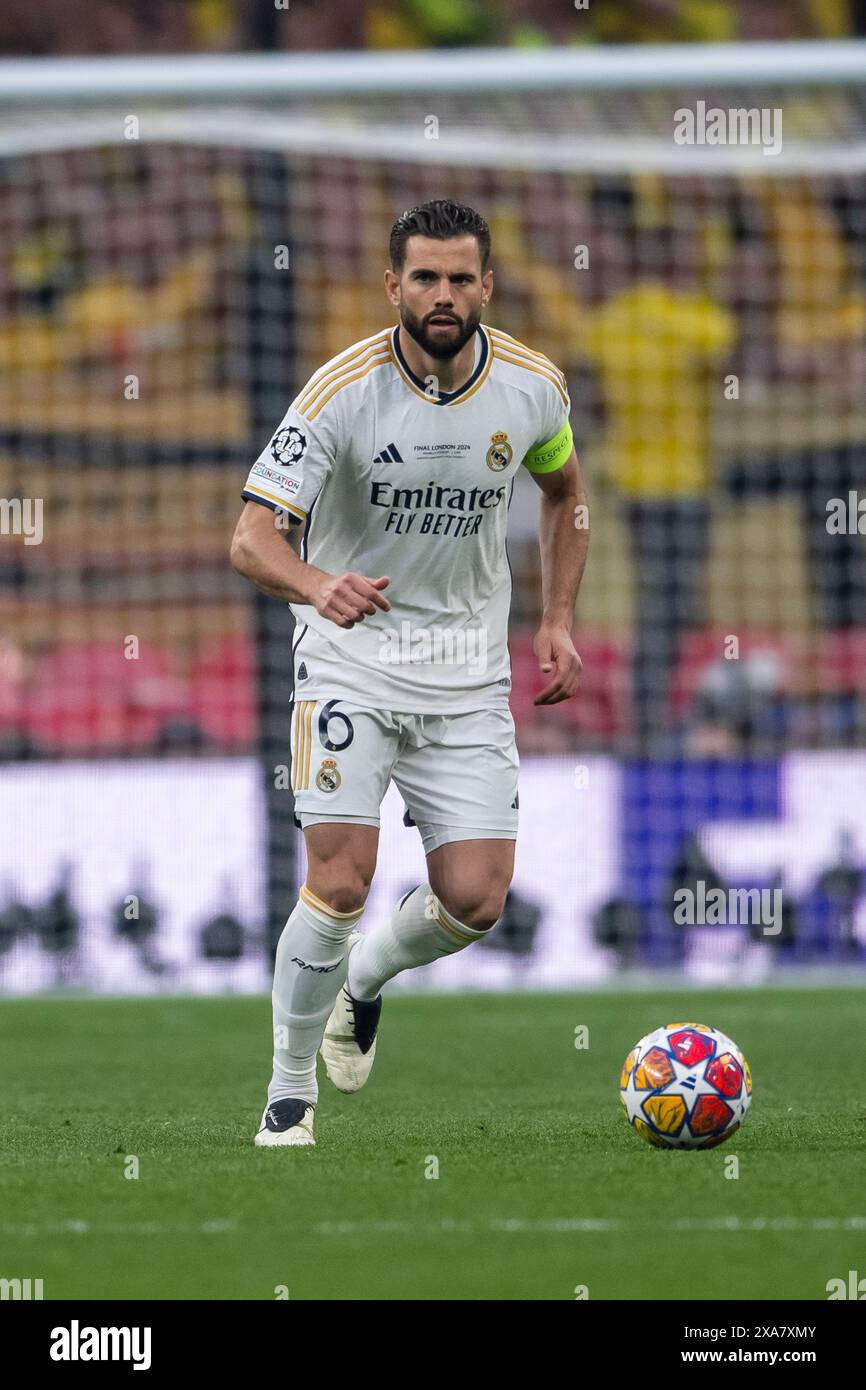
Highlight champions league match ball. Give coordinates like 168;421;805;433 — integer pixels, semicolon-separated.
620;1022;752;1149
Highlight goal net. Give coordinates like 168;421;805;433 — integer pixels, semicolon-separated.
1;44;865;991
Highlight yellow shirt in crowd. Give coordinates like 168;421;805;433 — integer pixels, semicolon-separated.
580;283;735;498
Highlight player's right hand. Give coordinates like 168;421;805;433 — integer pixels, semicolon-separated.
314;573;391;629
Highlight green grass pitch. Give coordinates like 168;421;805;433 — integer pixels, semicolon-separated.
1;988;863;1300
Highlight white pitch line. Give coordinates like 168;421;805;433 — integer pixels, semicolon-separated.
0;1219;238;1236
316;1216;866;1236
1;1216;863;1237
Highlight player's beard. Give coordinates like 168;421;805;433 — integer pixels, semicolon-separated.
399;303;482;360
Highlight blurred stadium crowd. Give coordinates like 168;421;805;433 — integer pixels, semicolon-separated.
0;6;865;980
0;3;865;767
1;145;865;760
1;0;865;55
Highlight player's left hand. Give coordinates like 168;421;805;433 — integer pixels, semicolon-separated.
532;623;582;705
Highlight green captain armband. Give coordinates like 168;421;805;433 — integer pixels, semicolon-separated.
522;420;573;474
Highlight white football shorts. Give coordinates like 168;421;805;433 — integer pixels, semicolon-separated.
289;698;519;853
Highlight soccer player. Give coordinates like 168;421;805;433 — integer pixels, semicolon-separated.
231;200;588;1147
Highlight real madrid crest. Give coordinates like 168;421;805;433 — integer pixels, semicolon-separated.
315;757;341;793
486;431;512;472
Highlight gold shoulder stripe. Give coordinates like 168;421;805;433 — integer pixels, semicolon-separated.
305;352;391;420
490;335;567;381
296;332;390;405
488;329;567;390
296;334;390;415
488;326;566;375
490;345;570;407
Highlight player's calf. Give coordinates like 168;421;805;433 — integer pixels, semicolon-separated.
345;882;498;1008
256;882;365;1147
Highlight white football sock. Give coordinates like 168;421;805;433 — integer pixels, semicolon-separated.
347;885;488;1000
268;885;364;1107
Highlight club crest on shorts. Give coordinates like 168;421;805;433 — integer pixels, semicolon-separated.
486;430;512;471
315;757;341;793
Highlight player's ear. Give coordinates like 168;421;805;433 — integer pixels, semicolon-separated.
383;267;401;306
481;266;493;307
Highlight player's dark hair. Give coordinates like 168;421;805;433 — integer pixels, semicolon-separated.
389;199;491;273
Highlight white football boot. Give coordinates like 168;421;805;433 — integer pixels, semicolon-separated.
254;1098;316;1147
320;931;383;1093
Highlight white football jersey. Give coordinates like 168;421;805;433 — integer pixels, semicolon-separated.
241;323;572;713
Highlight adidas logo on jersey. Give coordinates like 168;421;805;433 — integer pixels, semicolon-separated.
373;442;403;464
297;663;308;680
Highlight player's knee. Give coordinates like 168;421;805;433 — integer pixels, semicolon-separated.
440;883;509;933
304;825;377;916
466;896;508;932
305;857;373;916
318;874;372;916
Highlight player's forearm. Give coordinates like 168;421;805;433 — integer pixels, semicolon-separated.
538;473;589;628
230;518;326;605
